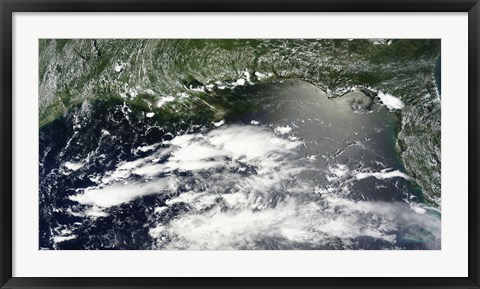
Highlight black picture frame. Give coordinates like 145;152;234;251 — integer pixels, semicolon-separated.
1;1;479;288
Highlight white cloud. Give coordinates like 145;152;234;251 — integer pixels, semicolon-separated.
69;177;178;208
326;164;349;181
53;235;77;243
156;96;176;108
274;125;292;135
67;125;438;250
212;120;225;127
356;169;413;181
64;161;85;171
377;92;405;110
69;125;302;210
148;193;439;250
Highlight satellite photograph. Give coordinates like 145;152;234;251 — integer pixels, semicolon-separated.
39;39;441;250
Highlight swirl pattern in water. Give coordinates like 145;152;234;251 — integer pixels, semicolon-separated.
39;39;441;250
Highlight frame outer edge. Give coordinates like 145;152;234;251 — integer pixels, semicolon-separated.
0;0;14;288
0;0;477;12
470;1;480;287
1;1;480;289
477;0;480;278
467;1;479;288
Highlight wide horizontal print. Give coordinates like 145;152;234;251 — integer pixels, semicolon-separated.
39;39;441;250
